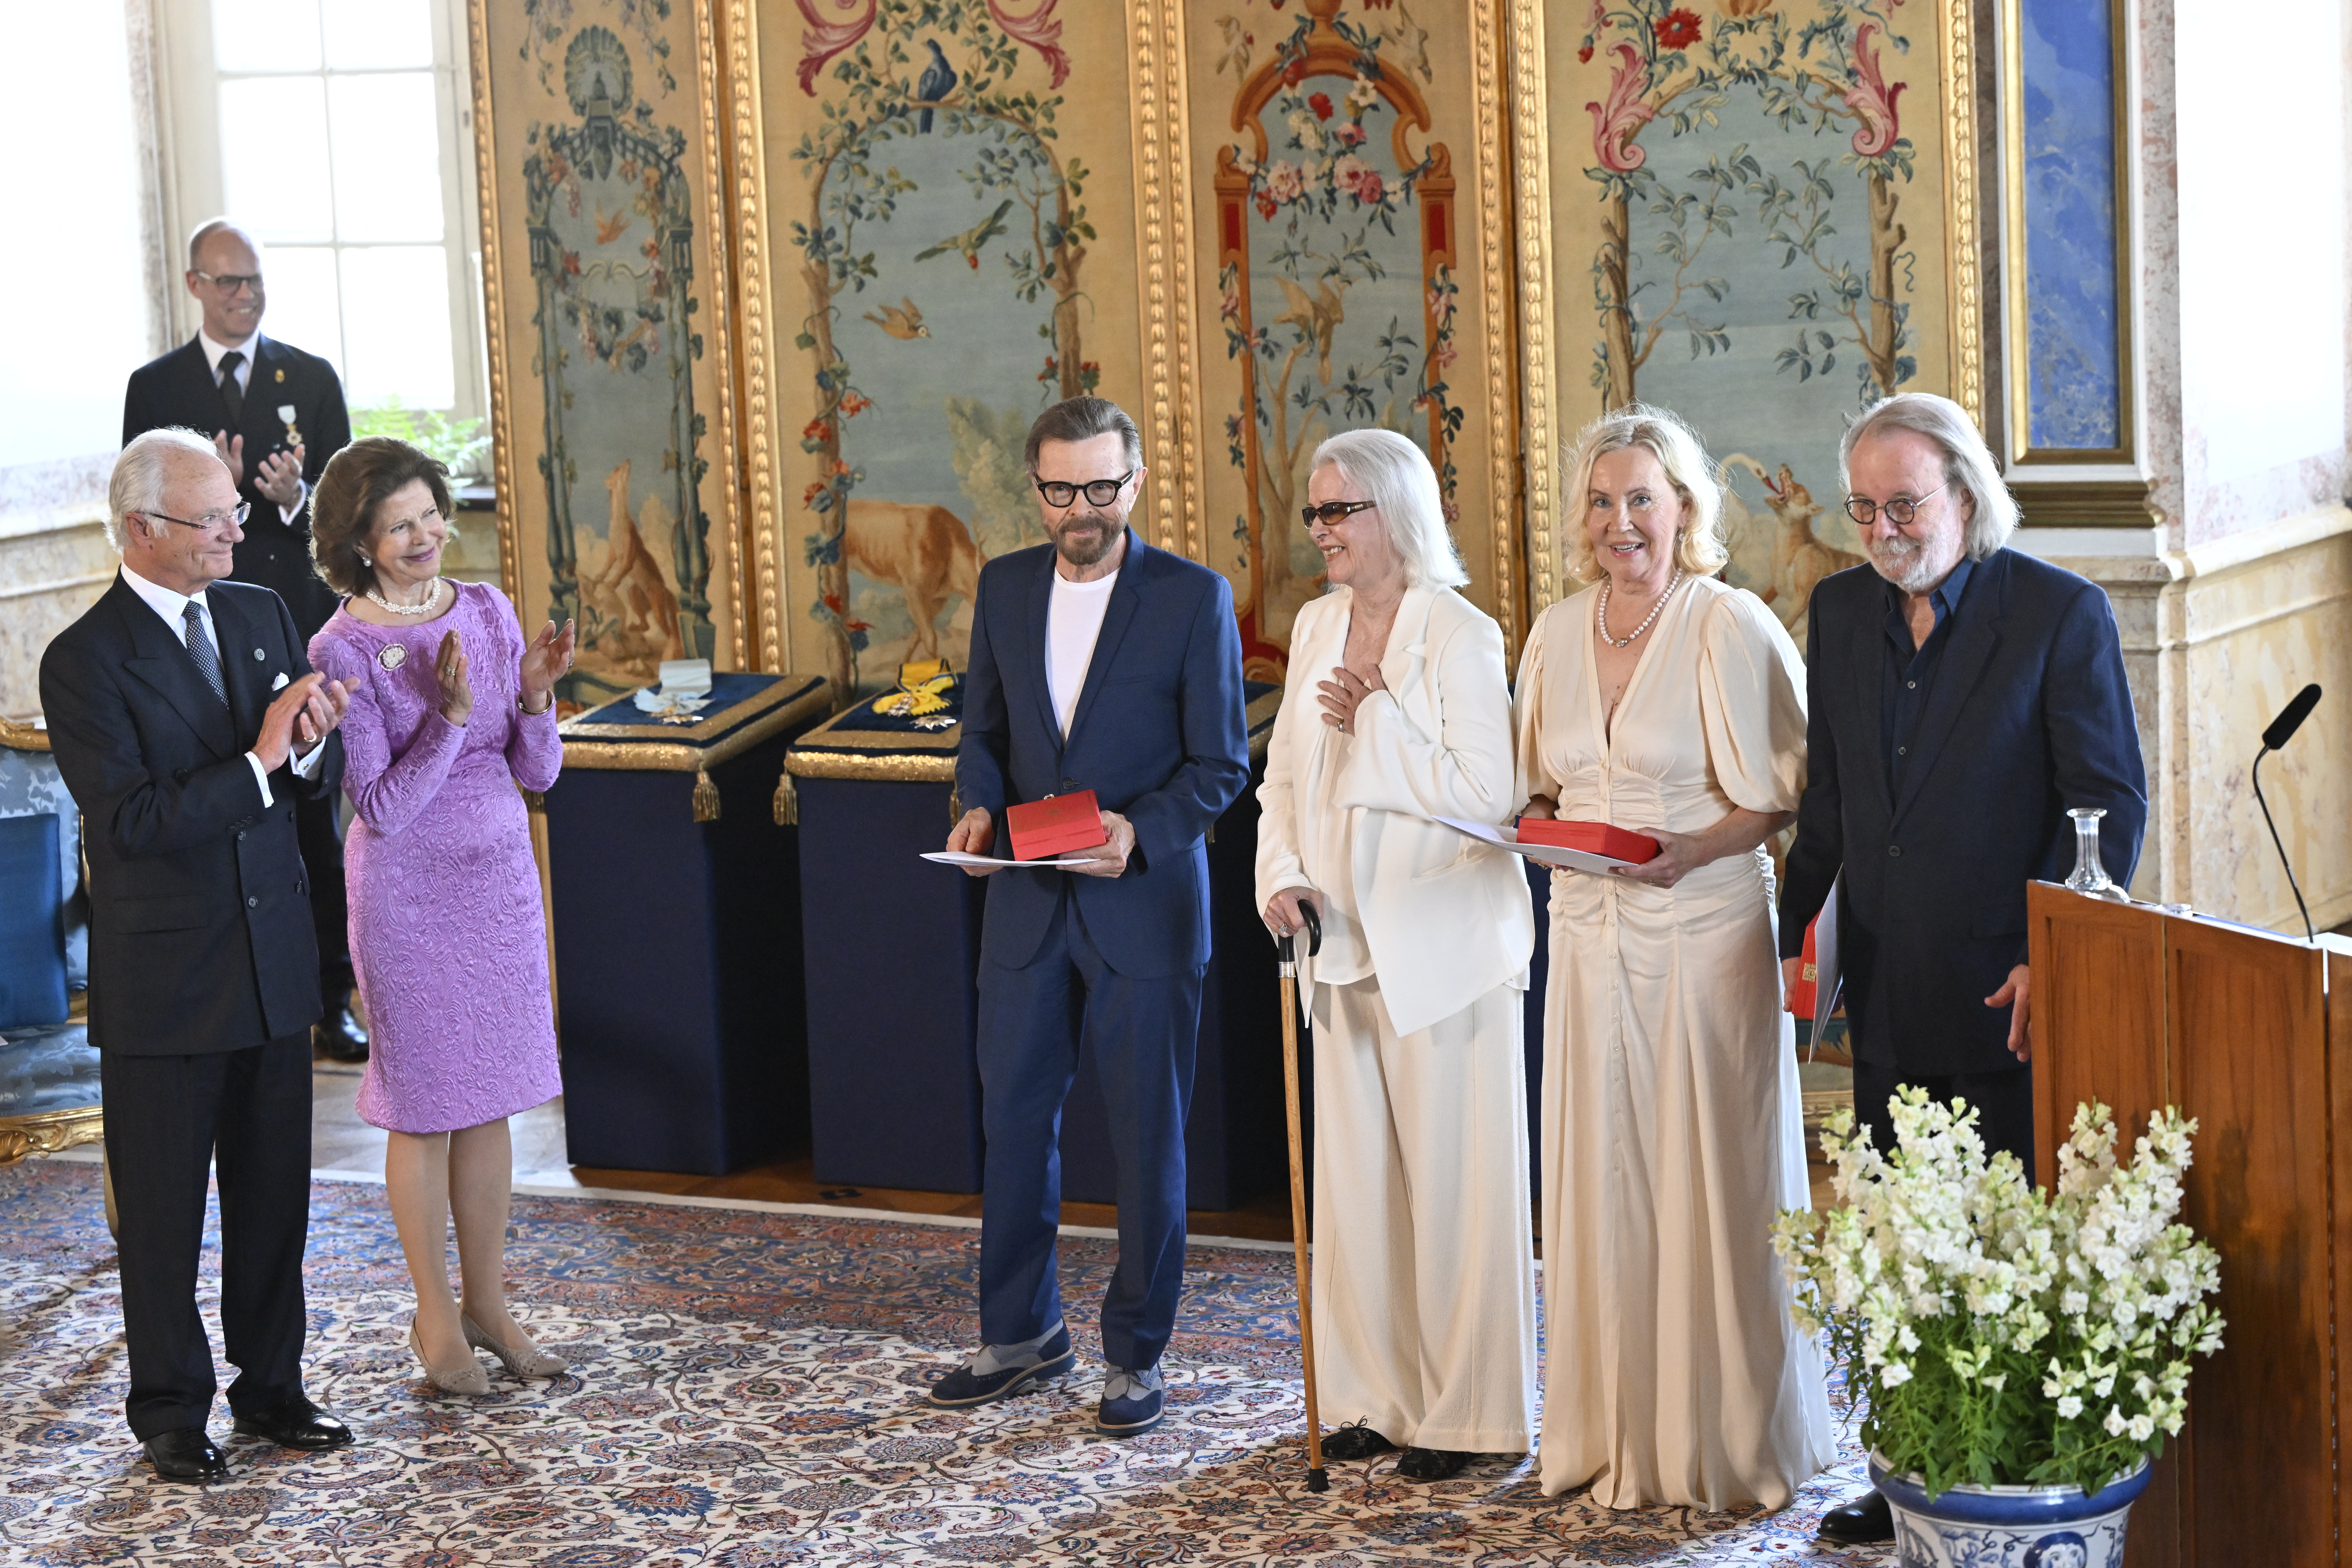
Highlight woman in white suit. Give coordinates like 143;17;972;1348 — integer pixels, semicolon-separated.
1255;428;1537;1482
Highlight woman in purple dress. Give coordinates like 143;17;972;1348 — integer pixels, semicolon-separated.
308;438;576;1396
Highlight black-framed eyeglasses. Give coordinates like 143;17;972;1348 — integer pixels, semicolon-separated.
1301;499;1378;528
193;270;264;295
1035;470;1135;509
138;503;252;534
1844;484;1946;528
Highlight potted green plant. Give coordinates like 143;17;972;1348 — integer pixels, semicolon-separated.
1774;1088;2223;1567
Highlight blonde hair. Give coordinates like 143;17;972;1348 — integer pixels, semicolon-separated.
1559;403;1729;584
1310;427;1469;590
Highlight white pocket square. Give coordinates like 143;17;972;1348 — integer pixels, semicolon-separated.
271;672;290;692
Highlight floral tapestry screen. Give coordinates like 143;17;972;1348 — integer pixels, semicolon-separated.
1510;0;1983;629
469;0;746;709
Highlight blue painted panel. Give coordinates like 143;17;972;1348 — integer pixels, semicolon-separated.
2021;0;2123;450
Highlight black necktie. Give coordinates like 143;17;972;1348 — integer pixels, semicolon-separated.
217;349;245;429
183;601;228;709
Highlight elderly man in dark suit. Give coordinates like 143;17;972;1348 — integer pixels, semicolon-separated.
122;218;362;1059
932;397;1250;1438
40;429;355;1482
1777;392;2146;1546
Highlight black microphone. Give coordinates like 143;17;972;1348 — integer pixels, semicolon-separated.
2251;684;2321;942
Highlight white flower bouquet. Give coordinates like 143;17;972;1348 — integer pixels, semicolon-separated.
1773;1087;2225;1498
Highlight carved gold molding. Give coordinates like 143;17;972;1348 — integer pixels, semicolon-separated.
1943;0;1985;432
0;1108;103;1167
1505;0;1558;617
463;0;524;604
719;0;783;671
1469;0;1521;652
1127;0;1206;563
0;716;51;752
692;0;751;672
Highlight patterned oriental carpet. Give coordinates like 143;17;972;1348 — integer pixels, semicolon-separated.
0;1161;1892;1566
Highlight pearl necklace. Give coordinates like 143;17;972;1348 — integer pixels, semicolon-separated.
365;578;445;616
1596;568;1685;648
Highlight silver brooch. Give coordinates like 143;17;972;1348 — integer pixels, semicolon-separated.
252;648;265;661
379;645;406;670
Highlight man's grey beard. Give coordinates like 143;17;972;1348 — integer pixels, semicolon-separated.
1053;511;1122;566
1867;533;1943;594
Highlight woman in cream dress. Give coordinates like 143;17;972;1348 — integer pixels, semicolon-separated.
1256;428;1536;1481
1517;405;1833;1510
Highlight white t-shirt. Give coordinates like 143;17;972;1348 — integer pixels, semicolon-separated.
1045;569;1119;737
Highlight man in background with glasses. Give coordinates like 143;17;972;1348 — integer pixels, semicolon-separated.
122;217;361;1061
1774;392;2146;1547
934;396;1249;1438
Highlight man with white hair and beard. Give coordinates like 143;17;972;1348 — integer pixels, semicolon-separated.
930;396;1248;1438
1776;392;2145;1546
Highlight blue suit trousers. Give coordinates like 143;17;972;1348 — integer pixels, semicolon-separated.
975;890;1201;1371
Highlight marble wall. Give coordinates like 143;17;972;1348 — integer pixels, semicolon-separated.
0;459;119;721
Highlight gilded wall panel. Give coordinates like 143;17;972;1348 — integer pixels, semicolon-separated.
1511;0;1982;626
1188;0;1521;679
469;0;745;708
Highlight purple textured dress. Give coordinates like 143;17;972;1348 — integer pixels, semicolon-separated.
309;582;563;1135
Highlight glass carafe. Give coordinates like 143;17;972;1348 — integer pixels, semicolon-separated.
2064;807;2113;894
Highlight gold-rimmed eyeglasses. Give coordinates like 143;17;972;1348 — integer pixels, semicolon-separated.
138;503;252;534
1843;484;1947;528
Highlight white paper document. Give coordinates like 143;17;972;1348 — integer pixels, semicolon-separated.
921;851;1100;870
1434;817;1643;875
1810;871;1843;1043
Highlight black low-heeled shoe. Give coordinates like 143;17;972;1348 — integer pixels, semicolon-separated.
1816;1489;1893;1544
231;1399;354;1451
1320;1420;1396;1461
1394;1446;1474;1481
143;1428;229;1482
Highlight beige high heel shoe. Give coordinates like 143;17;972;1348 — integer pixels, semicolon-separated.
408;1320;491;1396
461;1311;569;1378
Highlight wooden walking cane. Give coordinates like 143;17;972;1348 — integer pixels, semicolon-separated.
1278;902;1328;1493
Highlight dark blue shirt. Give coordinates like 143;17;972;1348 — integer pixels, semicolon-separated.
1883;555;1974;800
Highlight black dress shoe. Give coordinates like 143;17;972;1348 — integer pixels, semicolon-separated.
1394;1446;1474;1481
232;1400;354;1451
143;1428;229;1482
315;1003;368;1063
1320;1420;1395;1461
1817;1488;1893;1544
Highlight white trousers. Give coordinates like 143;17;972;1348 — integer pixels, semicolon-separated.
1307;975;1536;1453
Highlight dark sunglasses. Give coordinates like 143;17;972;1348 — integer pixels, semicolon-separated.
1035;471;1135;508
1301;499;1377;527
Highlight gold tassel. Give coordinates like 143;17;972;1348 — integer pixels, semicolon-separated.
948;782;962;823
774;770;799;826
692;770;720;822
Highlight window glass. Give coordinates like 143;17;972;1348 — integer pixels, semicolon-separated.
211;0;322;74
340;246;454;406
320;0;433;70
329;73;444;242
219;76;334;243
258;246;344;371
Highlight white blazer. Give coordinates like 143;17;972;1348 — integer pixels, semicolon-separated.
1255;584;1535;1037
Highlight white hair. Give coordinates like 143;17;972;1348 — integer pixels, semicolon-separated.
1308;428;1468;590
1558;403;1729;583
107;428;225;551
1840;392;2019;559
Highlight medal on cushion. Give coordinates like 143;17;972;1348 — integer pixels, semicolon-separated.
278;404;303;449
379;645;406;670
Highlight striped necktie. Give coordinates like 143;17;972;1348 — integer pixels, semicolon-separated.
183;601;229;709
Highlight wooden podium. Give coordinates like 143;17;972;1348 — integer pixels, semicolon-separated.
2029;882;2352;1567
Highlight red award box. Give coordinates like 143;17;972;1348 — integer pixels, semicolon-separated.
1007;790;1108;861
1513;817;1661;864
1786;914;1821;1016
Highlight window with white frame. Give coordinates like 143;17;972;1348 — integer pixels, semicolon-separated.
160;0;486;425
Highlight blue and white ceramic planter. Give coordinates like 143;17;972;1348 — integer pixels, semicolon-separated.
1868;1452;2153;1568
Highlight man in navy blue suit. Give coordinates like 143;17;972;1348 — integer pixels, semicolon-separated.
930;397;1249;1437
1778;392;2145;1546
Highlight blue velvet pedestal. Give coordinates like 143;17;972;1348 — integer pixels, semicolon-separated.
543;674;832;1175
791;684;1285;1208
